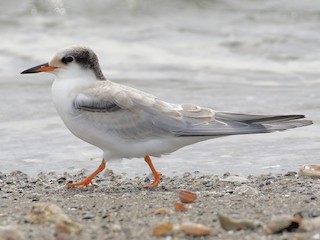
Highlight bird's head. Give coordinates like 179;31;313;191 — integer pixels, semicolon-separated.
21;45;106;80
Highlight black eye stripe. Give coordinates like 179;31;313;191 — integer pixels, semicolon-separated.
62;56;74;64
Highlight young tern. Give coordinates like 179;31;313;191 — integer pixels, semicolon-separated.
21;45;312;188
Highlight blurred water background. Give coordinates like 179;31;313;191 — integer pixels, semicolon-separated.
0;0;319;177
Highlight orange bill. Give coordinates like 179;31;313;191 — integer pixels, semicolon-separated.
21;63;56;74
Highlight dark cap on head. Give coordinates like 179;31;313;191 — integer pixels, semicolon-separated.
62;46;106;80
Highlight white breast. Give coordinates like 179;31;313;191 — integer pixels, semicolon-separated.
51;68;106;147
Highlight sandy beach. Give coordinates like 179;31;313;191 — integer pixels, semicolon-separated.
1;1;320;239
0;170;319;239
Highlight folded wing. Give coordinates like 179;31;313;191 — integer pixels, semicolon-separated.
73;81;312;140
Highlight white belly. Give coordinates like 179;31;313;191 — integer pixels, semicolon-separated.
51;78;213;160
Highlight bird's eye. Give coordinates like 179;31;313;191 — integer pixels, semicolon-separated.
62;56;74;64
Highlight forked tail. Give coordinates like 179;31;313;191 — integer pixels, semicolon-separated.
177;112;312;137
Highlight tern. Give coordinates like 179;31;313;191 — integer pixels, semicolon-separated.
21;45;312;188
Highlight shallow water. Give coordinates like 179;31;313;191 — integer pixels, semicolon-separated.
1;0;319;177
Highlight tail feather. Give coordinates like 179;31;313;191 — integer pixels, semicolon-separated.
215;112;305;124
260;119;313;131
176;112;312;137
215;112;312;132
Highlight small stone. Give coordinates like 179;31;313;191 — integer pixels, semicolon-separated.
218;213;260;231
183;172;191;178
264;214;300;234
111;224;122;232
82;213;95;220
30;202;70;223
152;223;173;236
234;185;258;196
220;176;249;183
57;177;67;184
28;193;42;202
284;171;297;177
55;220;82;240
154;208;167;215
180;222;211;236
223;172;230;177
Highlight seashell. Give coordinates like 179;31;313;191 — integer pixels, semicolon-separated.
218;213;260;231
294;212;320;231
30;202;70;224
300;216;320;231
154;208;167;215
180;222;211;236
179;190;197;203
264;215;300;234
298;164;320;178
55;219;81;238
152;223;173;236
174;202;187;212
30;202;81;238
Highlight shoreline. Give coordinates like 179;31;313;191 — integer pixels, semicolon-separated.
0;170;319;239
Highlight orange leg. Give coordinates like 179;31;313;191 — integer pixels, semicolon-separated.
144;155;162;188
67;159;106;188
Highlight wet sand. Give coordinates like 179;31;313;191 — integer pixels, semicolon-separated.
0;170;319;239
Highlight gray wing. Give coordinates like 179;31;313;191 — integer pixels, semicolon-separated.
73;82;193;139
73;81;311;140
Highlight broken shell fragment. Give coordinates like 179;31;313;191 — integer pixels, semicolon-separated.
294;212;320;231
180;222;211;236
30;202;81;238
174;202;187;212
300;217;320;231
55;220;82;239
30;202;70;224
299;164;320;178
152;223;173;236
179;190;197;203
154;208;167;215
218;213;260;231
264;215;300;234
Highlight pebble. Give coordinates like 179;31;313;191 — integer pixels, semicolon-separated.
57;177;67;183
152;223;173;236
180;222;211;236
234;185;258;196
220;176;250;183
154;208;167;215
82;213;96;220
218;213;260;231
111;224;122;232
284;171;297;177
55;220;81;240
264;214;300;234
30;202;70;224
